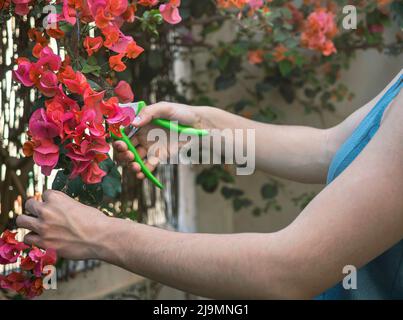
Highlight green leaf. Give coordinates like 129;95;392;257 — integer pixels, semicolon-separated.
233;198;252;212
278;60;293;77
81;61;101;76
215;73;236;91
221;186;244;199
102;168;121;199
52;171;68;191
261;183;279;199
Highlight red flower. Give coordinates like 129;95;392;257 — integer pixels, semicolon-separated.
0;231;29;264
109;53;126;72
126;41;144;59
83;36;103;56
82;161;107;184
102;25;120;48
63;71;90;95
138;0;159;7
114;80;134;103
159;0;182;25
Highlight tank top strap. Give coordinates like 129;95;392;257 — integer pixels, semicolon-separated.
372;74;403;127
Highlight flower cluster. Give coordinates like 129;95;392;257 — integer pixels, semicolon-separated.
0;231;57;299
301;8;338;56
216;0;268;11
15;44;135;184
11;0;183;185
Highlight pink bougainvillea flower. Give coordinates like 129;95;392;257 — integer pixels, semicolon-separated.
159;0;182;25
83;36;104;56
24;277;44;299
66;136;109;184
106;105;135;126
114;80;134;103
61;0;77;25
29;109;61;140
75;108;105;138
32;138;60;176
107;33;134;54
13;58;34;87
248;0;264;10
126;41;144;59
37;46;62;72
38;70;59;97
81;161;107;184
12;0;31;16
0;272;27;292
105;104;135;137
28;247;57;277
0;231;29;264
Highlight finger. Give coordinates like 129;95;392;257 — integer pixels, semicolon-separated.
136;156;160;180
42;189;62;203
129;162;142;173
136;146;147;159
136;171;145;180
113;141;128;152
25;198;44;217
134;102;173;127
130;136;140;147
23;232;43;247
116;151;134;163
16;215;41;234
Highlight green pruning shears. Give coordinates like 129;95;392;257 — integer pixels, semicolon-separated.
112;101;209;189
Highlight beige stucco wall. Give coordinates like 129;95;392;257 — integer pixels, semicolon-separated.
195;49;402;235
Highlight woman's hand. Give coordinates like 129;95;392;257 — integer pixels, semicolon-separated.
113;102;211;179
16;190;109;260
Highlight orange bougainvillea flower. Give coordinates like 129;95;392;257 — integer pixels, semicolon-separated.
46;27;65;39
28;29;49;46
95;7;114;29
102;25;120;48
126;41;144;59
273;44;287;62
122;3;137;22
83;36;104;56
109;53;126;72
217;0;249;9
301;7;338;56
138;0;159;7
32;43;45;58
23;140;35;157
248;49;265;65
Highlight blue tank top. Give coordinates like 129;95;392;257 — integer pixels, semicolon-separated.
318;74;403;300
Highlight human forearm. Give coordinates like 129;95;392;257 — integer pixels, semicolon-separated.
198;107;330;183
95;217;304;299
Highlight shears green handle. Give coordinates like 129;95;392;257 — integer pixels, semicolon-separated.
136;101;209;137
112;101;209;189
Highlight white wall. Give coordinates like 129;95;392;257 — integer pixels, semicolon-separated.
195;49;402;234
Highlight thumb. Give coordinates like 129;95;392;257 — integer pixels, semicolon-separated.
133;102;173;127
